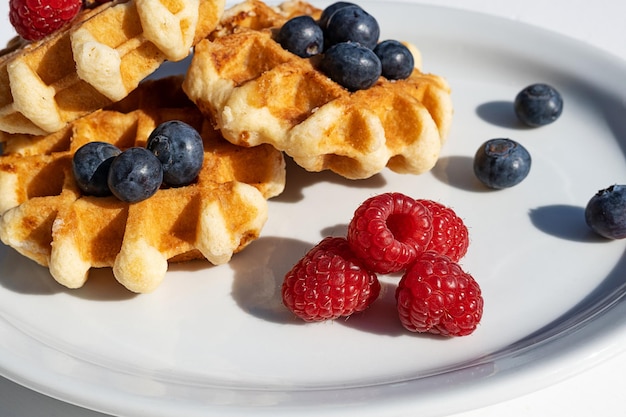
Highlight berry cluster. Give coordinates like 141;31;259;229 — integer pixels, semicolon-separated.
276;2;415;91
9;0;113;41
473;83;563;189
281;192;483;337
495;82;625;240
72;120;205;203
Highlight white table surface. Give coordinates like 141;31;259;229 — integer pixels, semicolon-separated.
1;1;625;416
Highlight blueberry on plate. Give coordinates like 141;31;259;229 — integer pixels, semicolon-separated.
108;147;163;203
146;120;204;187
324;5;380;50
276;15;324;58
318;1;356;29
473;138;531;189
514;83;563;127
585;184;626;239
72;141;121;196
319;42;382;91
373;40;414;80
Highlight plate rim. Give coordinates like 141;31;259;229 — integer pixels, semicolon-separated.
2;1;626;416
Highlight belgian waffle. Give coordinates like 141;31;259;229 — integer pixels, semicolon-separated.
0;0;225;137
183;0;453;180
0;76;286;293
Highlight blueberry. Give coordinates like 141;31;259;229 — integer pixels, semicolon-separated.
514;83;563;127
324;5;380;50
318;1;357;29
146;120;204;187
276;15;324;58
473;138;531;189
319;42;382;91
107;147;163;203
373;40;414;80
72;141;121;196
585;185;626;239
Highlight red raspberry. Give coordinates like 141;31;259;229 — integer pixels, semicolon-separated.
9;0;83;41
347;192;433;274
396;251;483;336
282;237;381;322
418;199;469;262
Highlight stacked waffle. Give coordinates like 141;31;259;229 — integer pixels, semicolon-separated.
0;76;285;293
184;0;453;179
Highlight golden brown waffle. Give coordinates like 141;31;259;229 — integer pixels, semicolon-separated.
0;0;225;137
0;76;286;293
209;0;322;38
183;0;453;180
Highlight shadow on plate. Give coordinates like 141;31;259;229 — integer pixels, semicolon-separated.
0;247;64;296
336;279;407;337
69;268;138;301
228;237;410;335
0;246;135;301
229;236;311;325
529;204;607;243
337;277;468;340
475;100;529;129
320;223;349;237
273;156;388;203
228;236;461;339
430;155;491;192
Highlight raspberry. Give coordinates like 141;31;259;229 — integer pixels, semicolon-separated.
282;237;381;322
396;251;483;336
347;192;432;274
9;0;83;41
417;199;469;262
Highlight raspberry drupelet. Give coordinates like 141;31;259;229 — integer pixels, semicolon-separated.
396;251;483;337
9;0;83;41
417;199;469;262
282;237;381;322
347;192;433;274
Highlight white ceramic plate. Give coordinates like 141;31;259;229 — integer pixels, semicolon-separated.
2;1;626;416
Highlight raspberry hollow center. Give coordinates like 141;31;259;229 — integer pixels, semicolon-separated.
387;213;417;242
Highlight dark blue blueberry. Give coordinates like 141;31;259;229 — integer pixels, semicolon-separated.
585;184;626;239
373;40;414;80
319;42;381;91
473;138;531;189
276;15;324;58
514;83;563;127
72;141;121;196
318;2;357;29
324;5;380;50
107;147;163;203
146;120;204;187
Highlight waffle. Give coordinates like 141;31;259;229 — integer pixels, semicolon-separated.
0;0;225;137
0;76;286;293
183;0;453;180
